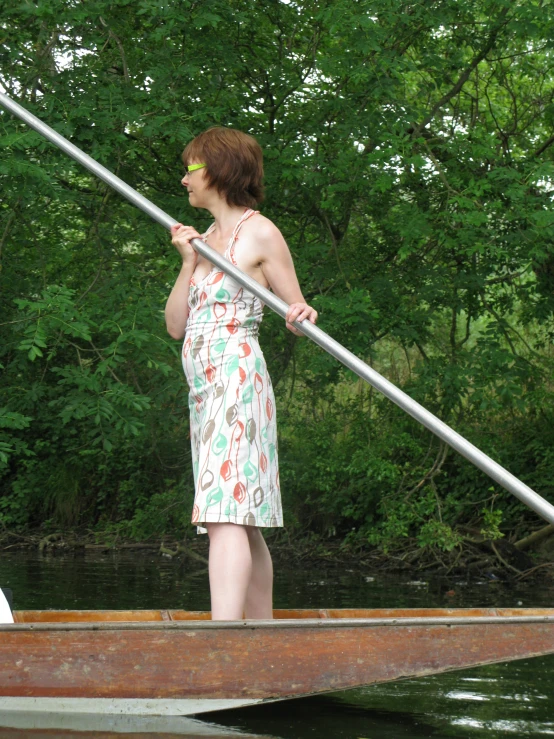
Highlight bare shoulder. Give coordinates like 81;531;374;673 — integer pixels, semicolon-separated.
241;213;282;241
241;213;287;255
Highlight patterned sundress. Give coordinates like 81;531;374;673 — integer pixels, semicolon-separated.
182;208;282;533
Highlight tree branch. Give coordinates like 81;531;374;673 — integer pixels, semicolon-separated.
410;10;510;137
99;17;130;82
534;134;554;157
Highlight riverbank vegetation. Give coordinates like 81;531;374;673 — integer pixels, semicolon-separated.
1;0;554;573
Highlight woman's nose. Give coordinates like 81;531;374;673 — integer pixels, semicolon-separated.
181;174;189;186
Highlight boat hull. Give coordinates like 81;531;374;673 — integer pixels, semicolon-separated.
1;609;553;714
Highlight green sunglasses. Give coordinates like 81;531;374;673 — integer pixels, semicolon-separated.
187;163;206;172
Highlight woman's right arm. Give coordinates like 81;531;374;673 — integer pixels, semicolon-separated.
164;224;200;340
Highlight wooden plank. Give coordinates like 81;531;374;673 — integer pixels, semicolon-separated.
1;619;553;700
13;607;554;623
13;611;166;624
323;607;554;618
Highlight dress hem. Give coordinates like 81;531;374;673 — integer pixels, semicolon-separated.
192;515;284;533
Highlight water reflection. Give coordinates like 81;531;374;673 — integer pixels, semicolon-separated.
2;550;553;612
0;711;276;737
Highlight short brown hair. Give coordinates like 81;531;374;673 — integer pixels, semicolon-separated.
182;127;264;208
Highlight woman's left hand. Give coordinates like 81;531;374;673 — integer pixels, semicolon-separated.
285;303;318;335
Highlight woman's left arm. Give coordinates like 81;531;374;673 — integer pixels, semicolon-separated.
257;221;318;335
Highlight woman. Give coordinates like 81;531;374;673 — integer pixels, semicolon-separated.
165;127;317;621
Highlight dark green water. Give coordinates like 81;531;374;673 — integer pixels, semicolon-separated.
1;550;553;738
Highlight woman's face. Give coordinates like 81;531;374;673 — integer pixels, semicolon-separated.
181;161;210;207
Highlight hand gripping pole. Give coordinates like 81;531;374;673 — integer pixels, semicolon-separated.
2;91;553;525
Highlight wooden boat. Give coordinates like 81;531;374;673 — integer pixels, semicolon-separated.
1;607;554;716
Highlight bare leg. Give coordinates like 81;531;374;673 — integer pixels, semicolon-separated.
206;522;252;620
244;527;273;619
205;523;274;620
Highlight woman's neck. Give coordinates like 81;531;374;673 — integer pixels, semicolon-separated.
205;198;249;239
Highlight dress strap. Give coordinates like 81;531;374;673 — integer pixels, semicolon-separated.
189;223;217;288
227;208;259;265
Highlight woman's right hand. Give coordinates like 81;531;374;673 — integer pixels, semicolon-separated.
170;224;201;265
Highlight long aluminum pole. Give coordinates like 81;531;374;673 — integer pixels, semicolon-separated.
2;91;553;525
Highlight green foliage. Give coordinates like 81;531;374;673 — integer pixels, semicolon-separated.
0;409;33;475
480;507;505;542
417;521;463;553
127;488;193;541
1;0;554;548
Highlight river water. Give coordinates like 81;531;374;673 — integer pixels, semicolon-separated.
0;549;553;738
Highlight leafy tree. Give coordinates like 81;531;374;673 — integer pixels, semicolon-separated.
1;0;553;551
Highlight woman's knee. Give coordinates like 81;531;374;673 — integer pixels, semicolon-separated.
206;522;248;541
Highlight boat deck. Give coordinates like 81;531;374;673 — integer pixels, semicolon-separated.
11;606;554;624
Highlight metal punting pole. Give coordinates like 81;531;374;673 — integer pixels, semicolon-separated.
2;91;553;525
